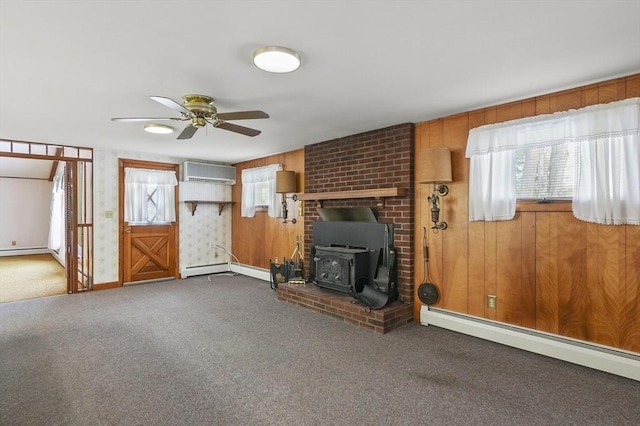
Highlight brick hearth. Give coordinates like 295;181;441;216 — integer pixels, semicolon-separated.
277;283;413;334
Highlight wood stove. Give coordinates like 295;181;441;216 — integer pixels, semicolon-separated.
314;246;370;294
310;211;398;308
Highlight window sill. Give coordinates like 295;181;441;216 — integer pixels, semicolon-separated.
516;200;572;212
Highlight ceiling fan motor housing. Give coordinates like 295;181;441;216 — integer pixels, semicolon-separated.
182;94;217;116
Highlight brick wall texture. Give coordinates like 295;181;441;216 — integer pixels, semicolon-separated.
303;123;415;303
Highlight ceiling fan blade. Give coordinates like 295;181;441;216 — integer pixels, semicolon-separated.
215;110;269;121
177;124;199;140
150;96;193;115
111;117;186;122
216;121;261;137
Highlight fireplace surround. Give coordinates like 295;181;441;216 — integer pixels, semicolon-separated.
278;123;415;333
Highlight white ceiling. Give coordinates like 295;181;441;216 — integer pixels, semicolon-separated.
1;1;639;166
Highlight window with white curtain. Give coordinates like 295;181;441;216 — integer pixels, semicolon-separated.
466;97;639;225
124;168;177;224
241;164;282;218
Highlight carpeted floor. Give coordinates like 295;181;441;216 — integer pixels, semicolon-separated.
0;254;66;303
1;275;638;425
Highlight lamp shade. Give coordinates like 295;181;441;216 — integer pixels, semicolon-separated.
419;147;452;183
276;170;297;193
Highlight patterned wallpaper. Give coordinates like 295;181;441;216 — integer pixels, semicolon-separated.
93;148;233;284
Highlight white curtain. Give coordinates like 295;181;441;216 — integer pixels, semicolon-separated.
48;175;64;250
466;97;640;224
469;150;516;221
124;168;177;223
241;164;283;218
574;132;640;225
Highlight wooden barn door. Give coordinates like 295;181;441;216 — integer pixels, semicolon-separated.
119;159;179;285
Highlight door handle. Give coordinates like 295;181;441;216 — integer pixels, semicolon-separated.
124;228;131;234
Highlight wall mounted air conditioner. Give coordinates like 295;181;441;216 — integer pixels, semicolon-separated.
183;161;236;185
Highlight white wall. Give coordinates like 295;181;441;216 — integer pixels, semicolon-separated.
179;181;232;268
92;149;233;284
0;178;52;250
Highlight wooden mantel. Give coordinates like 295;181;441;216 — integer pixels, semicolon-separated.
296;187;405;207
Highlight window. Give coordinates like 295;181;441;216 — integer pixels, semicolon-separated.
241;164;283;218
466;97;639;225
515;143;578;200
124;168;177;224
254;180;271;208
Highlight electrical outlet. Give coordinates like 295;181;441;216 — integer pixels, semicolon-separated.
104;210;114;219
487;295;497;309
11;240;17;246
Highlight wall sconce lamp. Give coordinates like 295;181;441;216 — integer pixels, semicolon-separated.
419;147;452;231
276;170;298;224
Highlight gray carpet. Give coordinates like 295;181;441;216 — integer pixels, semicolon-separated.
1;275;638;426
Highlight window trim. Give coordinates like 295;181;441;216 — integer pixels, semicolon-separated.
516;200;572;213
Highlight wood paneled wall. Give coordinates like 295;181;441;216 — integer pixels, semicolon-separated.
231;149;305;269
414;74;640;352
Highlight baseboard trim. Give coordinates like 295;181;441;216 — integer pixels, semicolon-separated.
230;263;270;282
421;306;639;381
181;263;230;278
181;262;270;282
0;248;51;257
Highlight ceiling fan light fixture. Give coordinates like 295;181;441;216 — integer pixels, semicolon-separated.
144;123;175;134
253;46;300;73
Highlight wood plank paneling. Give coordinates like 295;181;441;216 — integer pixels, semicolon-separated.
549;89;582;113
232;150;304;270
467;221;485;318
414;123;431;319
623;226;640;351
484;221;498;321
413;73;639;352
520;212;537;328
535;213;557;333
556;213;588;341
581;83;600;107
440;115;469;313
596;81;620;104
496;216;522;325
589;225;626;347
626;74;640;97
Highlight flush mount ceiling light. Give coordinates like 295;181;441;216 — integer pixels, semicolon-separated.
144;124;175;134
253;46;301;73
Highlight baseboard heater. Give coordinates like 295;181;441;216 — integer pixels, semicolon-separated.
229;263;270;282
421;306;639;381
181;262;271;282
181;263;230;278
0;248;50;257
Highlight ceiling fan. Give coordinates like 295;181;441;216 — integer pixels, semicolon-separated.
111;94;269;139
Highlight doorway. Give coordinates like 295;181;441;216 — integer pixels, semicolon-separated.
0;139;93;299
118;158;179;285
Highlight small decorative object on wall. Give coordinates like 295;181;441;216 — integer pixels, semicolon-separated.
419;147;452;231
276;170;298;224
417;227;439;305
